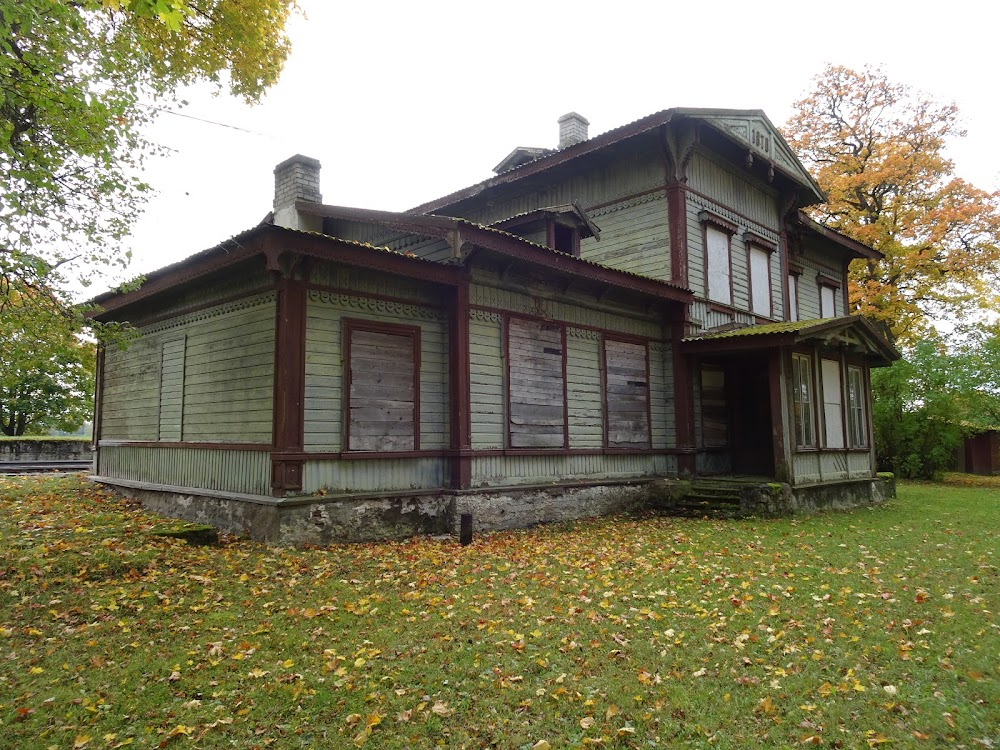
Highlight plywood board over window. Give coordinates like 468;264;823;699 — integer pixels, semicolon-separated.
507;318;566;448
604;339;650;448
344;320;420;451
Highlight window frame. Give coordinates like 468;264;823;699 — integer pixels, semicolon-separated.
603;337;652;449
700;210;737;306
787;264;802;322
791;352;816;450
505;315;568;450
745;232;776;318
846;364;869;449
818;273;841;318
700;363;729;449
820;357;846;449
342;318;421;453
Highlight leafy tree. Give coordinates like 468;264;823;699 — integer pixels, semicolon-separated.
1;0;297;311
871;341;964;478
784;65;1000;345
1;284;95;436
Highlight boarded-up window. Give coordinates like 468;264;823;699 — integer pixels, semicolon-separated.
791;353;814;449
605;339;650;448
788;274;799;322
508;318;565;448
749;246;771;316
822;359;844;448
847;365;867;448
706;226;732;304
158;337;185;441
820;284;837;318
345;322;419;451
701;364;728;448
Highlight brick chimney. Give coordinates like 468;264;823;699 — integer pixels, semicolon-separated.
558;112;589;149
272;154;322;230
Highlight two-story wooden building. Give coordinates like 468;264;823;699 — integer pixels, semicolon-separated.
91;108;898;543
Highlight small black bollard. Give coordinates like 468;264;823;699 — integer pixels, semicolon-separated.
459;513;473;546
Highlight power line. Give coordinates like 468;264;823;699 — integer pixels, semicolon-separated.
143;105;272;137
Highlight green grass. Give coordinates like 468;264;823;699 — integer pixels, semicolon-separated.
1;475;996;749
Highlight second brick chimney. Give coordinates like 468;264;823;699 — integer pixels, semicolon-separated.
272;154;322;231
558;112;589;149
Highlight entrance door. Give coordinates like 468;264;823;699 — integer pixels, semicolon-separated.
728;357;774;477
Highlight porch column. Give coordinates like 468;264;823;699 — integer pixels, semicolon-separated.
271;276;307;494
768;349;789;483
672;321;697;478
449;279;472;489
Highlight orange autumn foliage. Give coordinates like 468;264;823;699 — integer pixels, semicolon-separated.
783;65;1000;345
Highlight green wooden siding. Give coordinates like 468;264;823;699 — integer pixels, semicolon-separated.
472;453;675;488
178;301;275;442
302;458;447;494
102;337;161;440
303;291;449;452
470;312;504;450
687;152;780;231
581;191;669;280
158;337;186;441
649;343;672;449
101;293;276;443
792;450;872;486
566;332;602;449
98;445;270;495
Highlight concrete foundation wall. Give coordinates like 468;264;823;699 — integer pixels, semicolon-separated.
1;439;92;463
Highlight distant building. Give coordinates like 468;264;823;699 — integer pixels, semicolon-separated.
90;108;898;543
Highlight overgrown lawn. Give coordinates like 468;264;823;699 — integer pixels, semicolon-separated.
1;475;996;748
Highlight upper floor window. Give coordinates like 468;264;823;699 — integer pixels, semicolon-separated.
818;273;840;318
700;210;737;305
788;273;799;321
745;232;776;318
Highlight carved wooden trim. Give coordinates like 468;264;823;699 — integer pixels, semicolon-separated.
307;289;448;321
139;291;276;335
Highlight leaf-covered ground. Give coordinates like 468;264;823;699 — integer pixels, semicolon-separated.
0;475;996;749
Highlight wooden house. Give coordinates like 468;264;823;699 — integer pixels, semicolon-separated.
90;108;899;543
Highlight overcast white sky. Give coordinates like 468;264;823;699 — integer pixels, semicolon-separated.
115;0;998;289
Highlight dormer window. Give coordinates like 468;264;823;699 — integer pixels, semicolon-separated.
552;222;580;256
491;203;600;259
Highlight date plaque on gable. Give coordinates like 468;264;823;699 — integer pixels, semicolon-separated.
750;124;772;157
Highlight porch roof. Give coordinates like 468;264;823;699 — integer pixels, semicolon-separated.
681;315;900;365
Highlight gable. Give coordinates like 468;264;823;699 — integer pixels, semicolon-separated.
679;110;824;203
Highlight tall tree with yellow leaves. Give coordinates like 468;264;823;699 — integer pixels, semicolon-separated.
783;65;1000;345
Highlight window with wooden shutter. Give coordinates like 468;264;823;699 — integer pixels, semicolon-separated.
605;339;650;448
507;318;566;448
345;321;420;452
705;225;732;304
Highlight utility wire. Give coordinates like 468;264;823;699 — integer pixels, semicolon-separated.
142;104;272;137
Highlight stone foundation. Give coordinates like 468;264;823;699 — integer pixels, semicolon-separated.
96;477;665;546
739;476;892;517
95;473;894;546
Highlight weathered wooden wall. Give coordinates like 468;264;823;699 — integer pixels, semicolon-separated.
101;291;276;442
303;289;449;454
98;445;270;495
791;449;872;485
685;151;783;331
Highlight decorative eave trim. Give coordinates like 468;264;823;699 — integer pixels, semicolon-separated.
744;229;777;253
698;209;738;235
796;210;883;261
